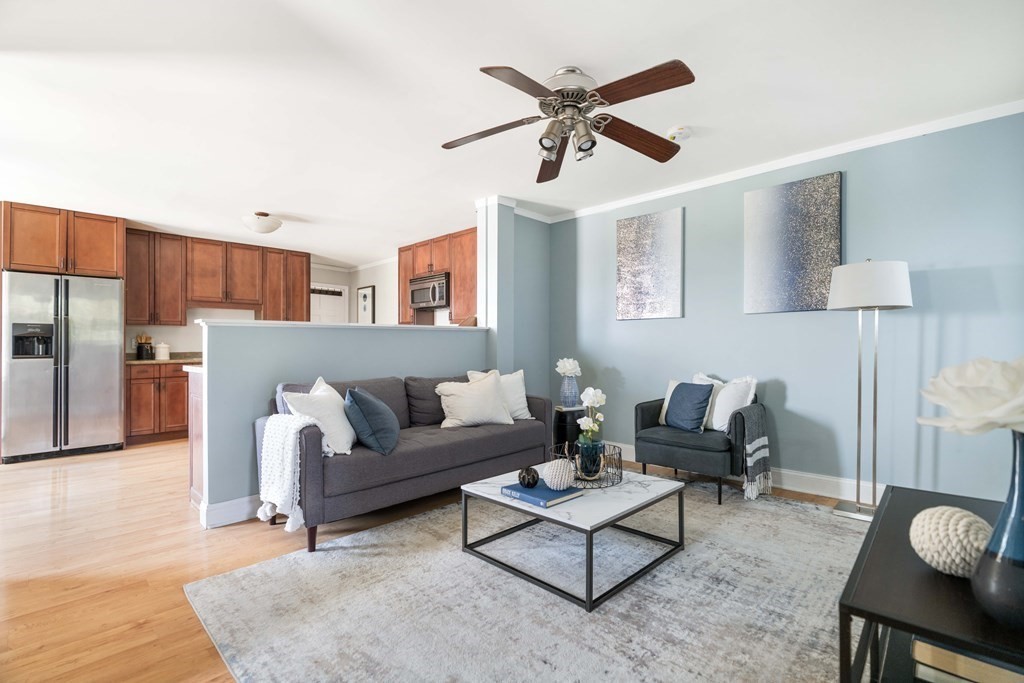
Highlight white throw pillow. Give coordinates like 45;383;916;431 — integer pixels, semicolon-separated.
436;371;513;428
692;372;757;431
467;369;533;420
282;377;356;455
657;379;713;430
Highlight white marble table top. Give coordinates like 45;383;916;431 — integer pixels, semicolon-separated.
461;462;684;532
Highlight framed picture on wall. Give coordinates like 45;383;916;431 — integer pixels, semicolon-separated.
357;285;375;324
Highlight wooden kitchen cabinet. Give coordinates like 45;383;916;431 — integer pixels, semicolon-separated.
2;201;124;277
186;237;227;303
449;227;477;324
126;229;186;326
226;242;262;305
398;245;414;324
284;250;310;321
262;247;287;320
430;234;451;273
126;363;188;441
412;240;431;276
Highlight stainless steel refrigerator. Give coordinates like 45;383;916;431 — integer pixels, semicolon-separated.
2;271;124;463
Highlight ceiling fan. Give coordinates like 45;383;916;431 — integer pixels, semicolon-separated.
442;60;695;183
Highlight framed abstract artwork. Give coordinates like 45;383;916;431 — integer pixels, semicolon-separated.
616;207;683;320
743;171;841;314
357;285;375;324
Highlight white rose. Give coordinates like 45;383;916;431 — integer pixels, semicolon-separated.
581;387;606;408
578;416;595;431
556;358;581;377
918;357;1024;435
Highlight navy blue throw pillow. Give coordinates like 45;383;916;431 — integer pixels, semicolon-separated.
344;387;400;455
665;382;714;433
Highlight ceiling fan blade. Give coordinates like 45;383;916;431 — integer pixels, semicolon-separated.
594;115;680;162
537;137;568;183
590;60;695;106
442;116;543;149
480;66;557;99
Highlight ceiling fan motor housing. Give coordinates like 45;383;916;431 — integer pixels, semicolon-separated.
542;66;598;93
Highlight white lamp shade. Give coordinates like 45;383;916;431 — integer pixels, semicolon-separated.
827;260;913;311
242;213;282;234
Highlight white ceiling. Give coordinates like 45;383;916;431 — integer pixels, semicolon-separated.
1;1;1022;268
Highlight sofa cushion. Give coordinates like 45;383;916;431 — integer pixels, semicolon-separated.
405;375;468;426
323;420;547;496
277;376;410;429
344;388;401;455
635;425;731;452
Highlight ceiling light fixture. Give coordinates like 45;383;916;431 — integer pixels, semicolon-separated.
242;211;282;234
573;120;596;152
575;149;594;162
538;119;564;151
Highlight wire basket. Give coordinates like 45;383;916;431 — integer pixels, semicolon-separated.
549;442;623;489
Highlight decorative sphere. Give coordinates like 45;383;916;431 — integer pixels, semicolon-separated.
543;459;575;491
518;467;539;488
909;506;992;578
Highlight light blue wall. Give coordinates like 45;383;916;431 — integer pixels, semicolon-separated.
513;214;552;396
204;324;488;504
549;114;1024;500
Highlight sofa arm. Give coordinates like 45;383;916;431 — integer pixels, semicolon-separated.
727;402;767;476
297;425;326;528
635;399;663;434
526;394;553;450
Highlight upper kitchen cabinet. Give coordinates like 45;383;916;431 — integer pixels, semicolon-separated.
225;243;262;305
262;248;309;321
2;201;124;277
186;237;227;303
412;240;431;276
449;227;477;325
410;236;451;277
397;245;413;324
126;229;187;326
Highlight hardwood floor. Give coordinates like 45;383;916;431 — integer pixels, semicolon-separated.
0;442;838;680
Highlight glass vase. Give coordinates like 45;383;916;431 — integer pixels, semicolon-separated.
559;375;580;408
575;436;605;480
971;429;1024;629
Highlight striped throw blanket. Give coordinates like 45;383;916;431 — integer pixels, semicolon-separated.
741;405;773;500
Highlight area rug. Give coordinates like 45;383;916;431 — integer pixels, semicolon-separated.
185;483;866;682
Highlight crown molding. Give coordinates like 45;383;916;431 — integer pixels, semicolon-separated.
309;261;354;273
545;99;1024;223
353;256;397;271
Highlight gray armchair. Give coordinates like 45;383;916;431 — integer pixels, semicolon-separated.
634;397;766;504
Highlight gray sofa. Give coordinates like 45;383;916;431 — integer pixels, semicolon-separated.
256;375;551;551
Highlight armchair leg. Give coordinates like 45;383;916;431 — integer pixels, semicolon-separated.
307;526;318;552
269;514;277;526
642;463;647;475
718;478;723;505
673;468;678;478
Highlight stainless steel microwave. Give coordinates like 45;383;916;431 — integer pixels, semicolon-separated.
409;272;449;309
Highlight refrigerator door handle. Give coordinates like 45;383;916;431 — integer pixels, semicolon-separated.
52;367;60;448
63;366;69;447
62;278;70;446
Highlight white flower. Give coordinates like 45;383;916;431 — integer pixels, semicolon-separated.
556;358;581;377
596;412;604;422
580;387;606;408
918;357;1024;435
578;416;595;431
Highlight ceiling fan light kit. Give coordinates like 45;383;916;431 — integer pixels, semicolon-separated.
242;211;282;234
442;60;695;182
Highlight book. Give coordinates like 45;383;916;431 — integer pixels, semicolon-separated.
912;637;1024;683
500;482;583;508
914;662;971;683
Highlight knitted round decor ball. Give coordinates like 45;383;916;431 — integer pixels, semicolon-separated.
543;459;575;491
909;506;992;578
518;467;539;489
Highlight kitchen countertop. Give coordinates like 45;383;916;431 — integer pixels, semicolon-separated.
182;365;204;373
125;353;203;366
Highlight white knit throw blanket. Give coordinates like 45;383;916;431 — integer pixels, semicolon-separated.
257;414;328;532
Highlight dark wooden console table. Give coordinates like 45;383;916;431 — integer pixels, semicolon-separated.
839;486;1024;681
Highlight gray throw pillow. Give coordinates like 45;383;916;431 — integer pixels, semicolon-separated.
344;387;401;455
404;375;468;426
665;382;714;433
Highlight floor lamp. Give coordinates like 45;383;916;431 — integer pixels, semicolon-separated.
827;260;913;521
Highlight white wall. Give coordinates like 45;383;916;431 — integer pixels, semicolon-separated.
310;264;351;288
125;307;255;354
349;259;398;325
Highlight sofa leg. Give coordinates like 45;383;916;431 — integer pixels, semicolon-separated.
307;526;318;552
269;514;277;526
673;468;678;478
642;463;647;475
718;478;723;505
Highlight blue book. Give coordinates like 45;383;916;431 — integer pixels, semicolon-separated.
500;481;583;508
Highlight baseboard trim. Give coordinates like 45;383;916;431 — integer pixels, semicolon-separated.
199;494;261;529
608;441;885;502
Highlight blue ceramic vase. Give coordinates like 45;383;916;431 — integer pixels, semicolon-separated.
560;375;580;408
971;429;1024;629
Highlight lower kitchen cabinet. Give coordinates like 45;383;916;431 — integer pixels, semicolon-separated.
126;364;189;442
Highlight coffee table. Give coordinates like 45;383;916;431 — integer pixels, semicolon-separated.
461;463;685;612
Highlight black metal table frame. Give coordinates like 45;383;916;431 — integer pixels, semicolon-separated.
461;488;684;612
